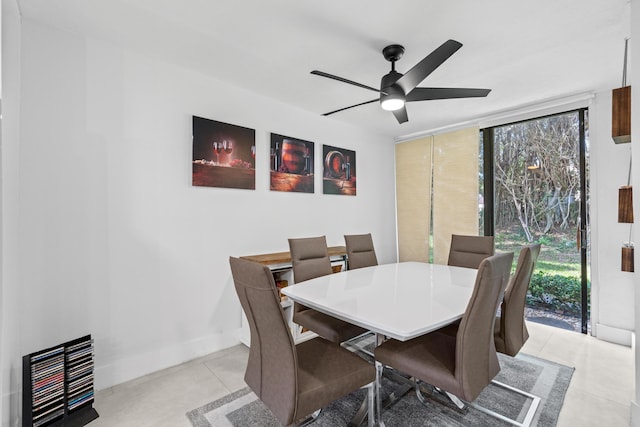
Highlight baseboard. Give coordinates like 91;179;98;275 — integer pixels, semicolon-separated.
628;334;639;427
94;332;240;390
631;400;640;427
594;323;633;347
2;388;21;427
1;390;6;427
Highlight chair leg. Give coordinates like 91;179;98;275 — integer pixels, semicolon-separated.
442;390;465;409
342;331;375;358
426;380;540;427
467;380;541;427
366;381;376;427
296;409;321;426
375;361;384;426
415;380;428;406
347;380;383;427
348;398;368;427
415;383;465;413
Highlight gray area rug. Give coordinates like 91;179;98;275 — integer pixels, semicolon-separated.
186;352;573;426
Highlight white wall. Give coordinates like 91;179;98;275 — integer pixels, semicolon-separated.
1;0;23;425
589;90;636;345
631;1;640;425
2;17;397;425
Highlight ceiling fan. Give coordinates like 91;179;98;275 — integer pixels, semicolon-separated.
311;39;491;124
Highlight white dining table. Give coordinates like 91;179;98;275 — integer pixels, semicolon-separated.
280;261;478;342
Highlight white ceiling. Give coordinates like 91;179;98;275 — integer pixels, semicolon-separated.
17;0;631;139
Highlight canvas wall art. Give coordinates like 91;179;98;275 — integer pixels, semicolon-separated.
192;116;256;190
270;133;314;193
322;144;356;196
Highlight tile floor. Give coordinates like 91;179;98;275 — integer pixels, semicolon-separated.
90;322;634;426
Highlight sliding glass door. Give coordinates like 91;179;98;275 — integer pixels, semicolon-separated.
482;109;590;334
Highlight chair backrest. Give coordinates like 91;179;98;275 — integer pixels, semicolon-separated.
288;236;333;283
448;234;495;269
229;257;298;424
345;233;378;270
498;244;541;356
454;251;514;401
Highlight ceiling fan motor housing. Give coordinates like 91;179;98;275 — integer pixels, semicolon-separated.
380;71;405;108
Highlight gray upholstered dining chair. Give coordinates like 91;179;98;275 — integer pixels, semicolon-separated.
447;234;495;269
345;233;378;270
374;252;527;424
229;257;376;426
495;244;541;357
288;236;368;343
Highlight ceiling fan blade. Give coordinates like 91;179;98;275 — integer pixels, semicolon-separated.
392;106;408;124
311;70;385;94
406;87;491;102
395;40;463;95
322;99;379;116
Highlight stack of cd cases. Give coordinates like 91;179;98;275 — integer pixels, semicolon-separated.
23;335;99;427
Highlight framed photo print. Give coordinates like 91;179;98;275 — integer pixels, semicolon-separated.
322;144;356;196
270;133;314;193
322;145;356;196
192;116;256;190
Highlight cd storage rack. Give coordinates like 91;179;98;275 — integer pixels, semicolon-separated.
23;335;99;427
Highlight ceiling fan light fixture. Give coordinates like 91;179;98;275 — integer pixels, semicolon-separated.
381;97;405;111
380;84;405;111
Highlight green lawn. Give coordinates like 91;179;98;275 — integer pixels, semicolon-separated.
495;227;582;277
495;227;587;316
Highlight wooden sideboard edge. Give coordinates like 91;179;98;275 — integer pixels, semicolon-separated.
239;246;347;265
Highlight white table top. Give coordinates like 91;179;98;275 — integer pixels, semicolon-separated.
281;261;478;341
